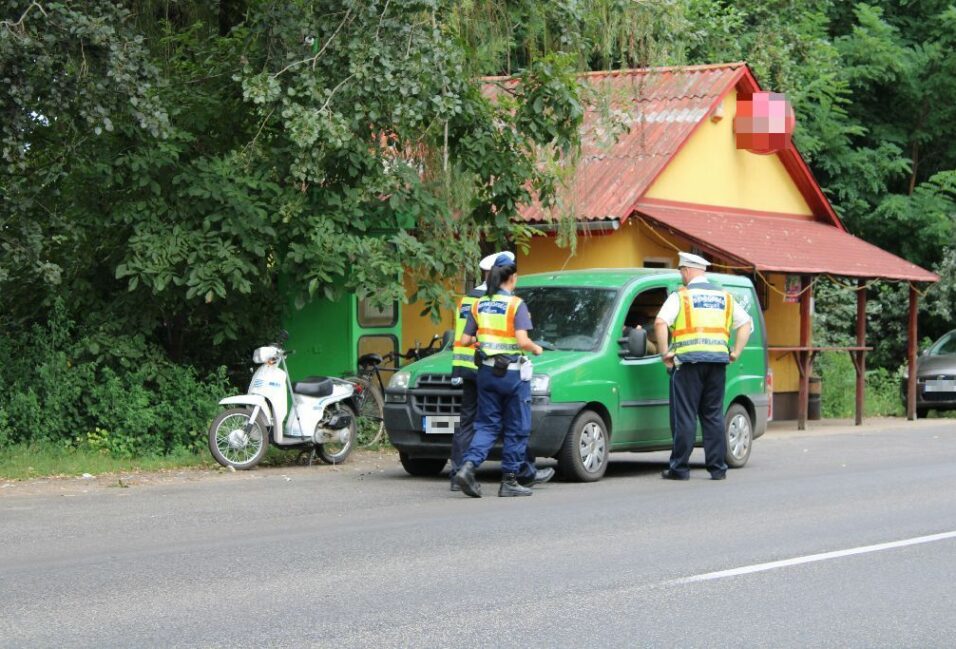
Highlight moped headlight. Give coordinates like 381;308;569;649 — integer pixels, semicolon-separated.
252;346;279;364
389;371;411;391
530;374;550;395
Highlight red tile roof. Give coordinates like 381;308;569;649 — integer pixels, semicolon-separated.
636;200;938;282
487;63;748;223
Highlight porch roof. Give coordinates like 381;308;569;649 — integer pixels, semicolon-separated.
635;200;938;282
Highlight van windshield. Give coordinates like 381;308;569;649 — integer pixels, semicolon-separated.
517;286;618;351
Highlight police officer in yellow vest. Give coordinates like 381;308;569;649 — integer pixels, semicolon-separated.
449;251;555;493
456;254;543;497
654;252;752;481
448;251;510;491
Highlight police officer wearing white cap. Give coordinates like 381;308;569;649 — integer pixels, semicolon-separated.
654;252;752;480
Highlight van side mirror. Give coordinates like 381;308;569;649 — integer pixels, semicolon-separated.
441;329;455;349
627;327;647;358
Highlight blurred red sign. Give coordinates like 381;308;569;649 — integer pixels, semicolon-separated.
735;92;795;154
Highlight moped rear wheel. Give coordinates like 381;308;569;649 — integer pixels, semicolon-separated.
315;403;357;465
208;407;269;469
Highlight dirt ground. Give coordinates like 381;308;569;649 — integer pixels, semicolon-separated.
0;447;403;498
4;416;950;498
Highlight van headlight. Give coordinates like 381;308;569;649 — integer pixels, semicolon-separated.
389;371;411;391
530;374;550;395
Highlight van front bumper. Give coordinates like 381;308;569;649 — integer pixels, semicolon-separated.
384;393;583;460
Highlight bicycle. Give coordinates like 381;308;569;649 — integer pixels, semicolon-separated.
345;333;452;446
343;352;392;447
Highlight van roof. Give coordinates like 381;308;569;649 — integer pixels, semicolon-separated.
519;268;755;290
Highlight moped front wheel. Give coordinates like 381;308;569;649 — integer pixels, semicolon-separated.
208;407;270;470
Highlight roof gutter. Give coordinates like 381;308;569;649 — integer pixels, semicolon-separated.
530;218;621;235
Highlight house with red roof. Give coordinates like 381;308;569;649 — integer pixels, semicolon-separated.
505;62;936;424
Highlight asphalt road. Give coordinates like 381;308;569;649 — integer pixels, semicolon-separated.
2;418;956;648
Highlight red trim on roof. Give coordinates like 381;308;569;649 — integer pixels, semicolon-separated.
639;197;817;221
635;200;938;282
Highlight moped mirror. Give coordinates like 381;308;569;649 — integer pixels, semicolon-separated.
627;327;647;358
277;329;290;344
441;329;455;349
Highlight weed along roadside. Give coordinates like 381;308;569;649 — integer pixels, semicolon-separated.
0;446;399;493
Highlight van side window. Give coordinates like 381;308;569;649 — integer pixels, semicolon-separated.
622;287;669;356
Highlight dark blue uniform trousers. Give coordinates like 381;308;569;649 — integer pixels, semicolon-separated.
450;375;478;473
462;365;531;475
668;361;728;477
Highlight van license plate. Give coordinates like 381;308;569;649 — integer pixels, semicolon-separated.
924;380;956;392
423;416;459;435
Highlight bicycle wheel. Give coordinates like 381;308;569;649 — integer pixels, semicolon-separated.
345;376;385;446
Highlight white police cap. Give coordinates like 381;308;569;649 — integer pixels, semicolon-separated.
479;250;515;271
677;251;710;270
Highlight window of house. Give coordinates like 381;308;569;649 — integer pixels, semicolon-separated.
357;297;397;328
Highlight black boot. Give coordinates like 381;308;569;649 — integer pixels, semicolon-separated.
498;473;533;497
456;461;481;498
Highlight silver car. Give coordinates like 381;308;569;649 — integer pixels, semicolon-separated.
907;329;956;417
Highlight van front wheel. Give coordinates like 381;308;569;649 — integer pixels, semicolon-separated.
558;410;609;482
724;403;752;468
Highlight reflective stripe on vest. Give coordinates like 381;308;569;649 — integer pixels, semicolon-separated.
671;283;733;362
472;294;524;357
452;294;479;370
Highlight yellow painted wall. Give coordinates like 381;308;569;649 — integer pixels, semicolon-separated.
520;219;677;274
644;91;814;216
401;272;456;356
762;274;801;393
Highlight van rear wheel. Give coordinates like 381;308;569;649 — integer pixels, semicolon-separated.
724;403;752;468
557;410;609;482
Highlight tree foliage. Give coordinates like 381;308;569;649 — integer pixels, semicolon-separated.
2;0;956;448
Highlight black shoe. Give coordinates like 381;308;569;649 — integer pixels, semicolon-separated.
456;462;481;498
661;469;689;481
517;467;556;487
710;472;726;481
499;473;533;497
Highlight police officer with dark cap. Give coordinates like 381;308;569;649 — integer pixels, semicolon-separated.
448;251;554;492
455;253;545;497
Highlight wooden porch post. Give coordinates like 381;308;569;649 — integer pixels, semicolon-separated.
854;280;867;425
798;275;813;430
907;283;918;420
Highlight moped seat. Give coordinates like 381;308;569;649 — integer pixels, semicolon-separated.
358;353;383;368
292;376;334;397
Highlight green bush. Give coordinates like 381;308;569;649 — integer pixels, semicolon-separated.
0;302;229;457
817;352;904;418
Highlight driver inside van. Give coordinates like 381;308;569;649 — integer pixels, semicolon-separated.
623;308;659;355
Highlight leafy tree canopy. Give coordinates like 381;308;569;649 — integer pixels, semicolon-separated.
2;0;954;372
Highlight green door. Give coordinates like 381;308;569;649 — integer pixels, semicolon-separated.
615;283;673;446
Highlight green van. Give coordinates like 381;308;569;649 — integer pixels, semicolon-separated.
383;269;770;481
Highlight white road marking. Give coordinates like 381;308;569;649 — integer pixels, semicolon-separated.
667;530;956;586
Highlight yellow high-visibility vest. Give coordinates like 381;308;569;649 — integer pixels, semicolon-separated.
452;293;479;370
472;293;524;357
670;283;733;363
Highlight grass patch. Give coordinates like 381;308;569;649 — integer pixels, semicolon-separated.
818;353;905;418
0;442;212;481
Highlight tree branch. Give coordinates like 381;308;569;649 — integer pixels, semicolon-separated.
0;2;47;33
270;9;353;78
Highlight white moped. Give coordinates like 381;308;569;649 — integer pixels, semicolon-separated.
207;339;358;469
